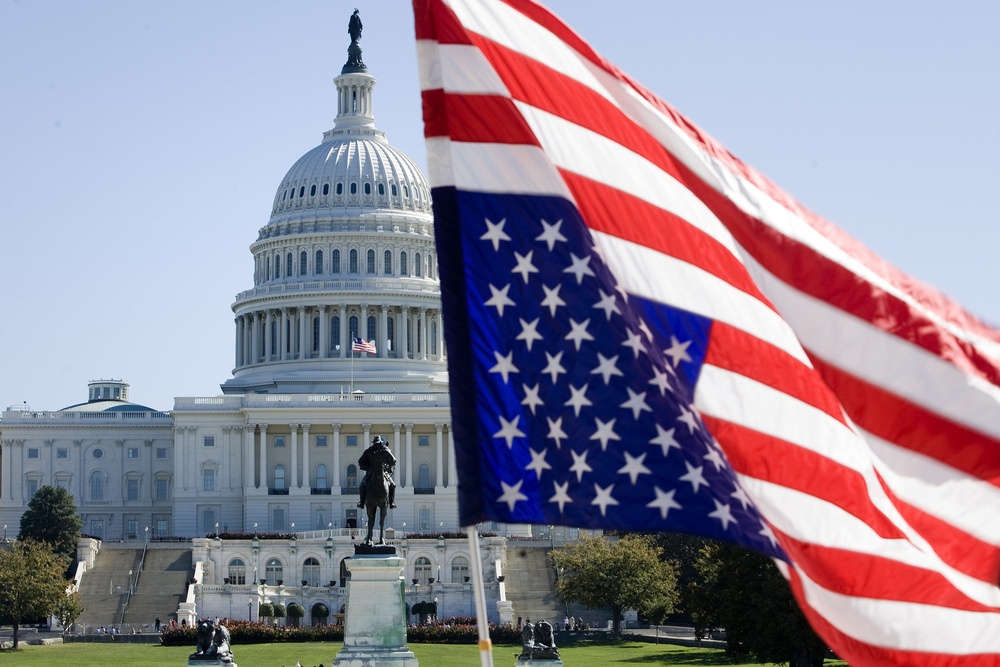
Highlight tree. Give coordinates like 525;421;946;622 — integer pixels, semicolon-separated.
692;541;828;667
550;534;679;638
17;486;82;564
271;602;286;625
0;540;70;648
53;590;85;633
286;602;305;627
258;601;274;622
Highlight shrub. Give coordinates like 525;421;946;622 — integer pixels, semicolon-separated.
258;602;273;619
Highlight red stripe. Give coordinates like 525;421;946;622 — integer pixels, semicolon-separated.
705;321;846;424
785;566;1000;667
702;417;905;541
413;0;475;45
776;531;998;612
811;355;1000;484
422;91;538;145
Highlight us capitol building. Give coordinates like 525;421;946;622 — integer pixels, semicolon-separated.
0;21;536;624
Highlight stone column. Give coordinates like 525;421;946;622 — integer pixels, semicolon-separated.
332;424;342;490
251;312;260;364
420;308;428;360
319;305;328;359
235;317;242;368
446;424;456;488
259;424;268;491
362;424;371;448
280;308;289;361
392;424;402;487
379;304;388;358
265;310;273;360
1;439;12;500
176;427;187;491
299;307;308;359
404;424;414;488
436;310;445;361
401;307;410;360
243;315;251;366
290;424;300;490
434;423;444;488
244;425;255;490
339;305;348;357
301;424;311;489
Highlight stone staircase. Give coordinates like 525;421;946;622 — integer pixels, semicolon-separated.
503;544;609;629
76;547;143;630
122;548;192;628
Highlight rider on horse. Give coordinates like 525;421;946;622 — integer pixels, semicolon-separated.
357;435;397;509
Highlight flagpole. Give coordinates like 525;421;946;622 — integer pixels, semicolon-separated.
350;331;355;393
466;525;494;667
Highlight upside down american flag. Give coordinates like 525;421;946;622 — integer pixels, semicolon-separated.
413;0;1000;663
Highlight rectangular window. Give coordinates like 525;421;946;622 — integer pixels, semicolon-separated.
156;447;169;459
126;519;138;539
128;447;140;459
27;448;39;459
56;477;70;491
155;478;169;501
203;509;216;535
57;448;68;459
155;518;168;537
418;507;431;531
127;478;139;501
346;435;358;447
203;469;216;492
204;436;215;447
316;435;328;447
418;435;430;447
272;508;286;531
274;436;285;448
26;479;39;497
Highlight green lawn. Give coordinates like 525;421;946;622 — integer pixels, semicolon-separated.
1;639;846;666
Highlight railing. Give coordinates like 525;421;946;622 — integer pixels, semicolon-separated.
172;392;451;410
1;410;171;424
310;488;332;495
268;488;289;495
235;277;440;302
413;487;435;495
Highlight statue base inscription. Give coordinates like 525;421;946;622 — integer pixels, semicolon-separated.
332;554;417;667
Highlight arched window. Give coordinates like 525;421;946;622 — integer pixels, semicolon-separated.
400;251;408;276
300;251;308;276
303;557;321;587
366;315;377;343
429;254;435;279
378;183;384;195
275;254;281;279
346;464;358;490
285;318;292;354
299;186;305;197
312;316;320;352
89;470;106;501
391;183;398;197
332;249;341;274
384;249;392;274
431;320;437;355
310;184;316;196
266;258;271;281
387;317;395;354
315;249;323;274
316;464;328;490
349;249;358;273
415;557;432;585
270;320;277;356
451;556;469;583
265;558;283;584
331;316;340;352
415;252;422;277
349;315;358;341
350;182;357;195
367;249;376;274
274;464;286;491
416;319;422;355
364;182;371;195
286;253;293;277
404;184;410;198
228;558;247;585
323;183;330;195
417;463;431;490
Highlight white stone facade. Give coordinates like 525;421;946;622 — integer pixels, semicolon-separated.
0;33;531;546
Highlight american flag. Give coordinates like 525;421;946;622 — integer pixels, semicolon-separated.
415;0;1000;664
352;336;377;355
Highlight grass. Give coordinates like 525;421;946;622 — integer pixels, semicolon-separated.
1;639;847;666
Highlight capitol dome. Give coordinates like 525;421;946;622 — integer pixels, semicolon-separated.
223;30;446;396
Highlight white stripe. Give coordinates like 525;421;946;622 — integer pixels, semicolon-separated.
791;560;1000;654
744;253;1000;441
514;101;742;258
425;138;573;199
440;0;616;105
740;478;1000;609
418;41;510;96
591;231;809;366
426;137;456;189
867;431;1000;548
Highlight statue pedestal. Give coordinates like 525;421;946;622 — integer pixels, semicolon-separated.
333;553;418;667
187;659;236;667
516;661;563;667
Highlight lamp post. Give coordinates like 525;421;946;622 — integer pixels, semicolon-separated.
2;524;6;541
253;566;258;585
128;569;134;595
215;522;220;538
248;598;253;622
144;526;149;544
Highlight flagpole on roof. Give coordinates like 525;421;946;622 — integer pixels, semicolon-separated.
350;330;355;393
466;525;495;667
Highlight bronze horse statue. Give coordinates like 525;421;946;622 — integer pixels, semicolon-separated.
360;444;394;545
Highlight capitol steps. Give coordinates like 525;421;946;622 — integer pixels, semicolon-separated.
503;544;609;630
76;547;144;630
121;547;193;629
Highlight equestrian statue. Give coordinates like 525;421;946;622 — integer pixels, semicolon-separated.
357;435;397;545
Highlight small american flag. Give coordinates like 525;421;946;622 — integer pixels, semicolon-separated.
415;0;1000;664
352;337;377;355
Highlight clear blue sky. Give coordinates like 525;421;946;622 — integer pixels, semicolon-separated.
2;1;997;412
